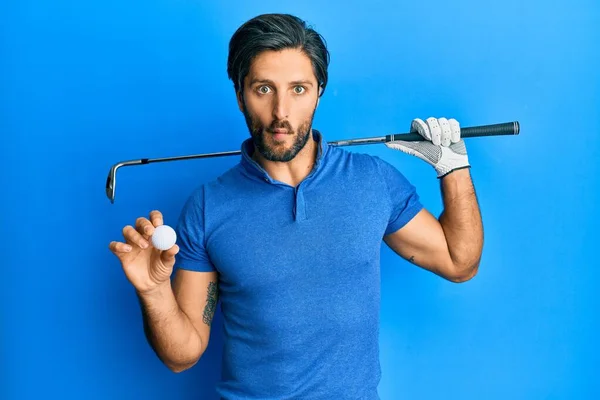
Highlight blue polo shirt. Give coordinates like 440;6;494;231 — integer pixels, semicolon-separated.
174;130;423;399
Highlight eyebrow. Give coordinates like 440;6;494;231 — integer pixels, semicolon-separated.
248;78;314;87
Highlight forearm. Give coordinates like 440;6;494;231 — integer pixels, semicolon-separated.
137;282;203;371
438;168;483;278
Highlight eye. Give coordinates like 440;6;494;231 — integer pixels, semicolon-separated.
294;86;306;94
257;86;271;94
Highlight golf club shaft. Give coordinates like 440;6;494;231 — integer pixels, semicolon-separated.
106;121;519;203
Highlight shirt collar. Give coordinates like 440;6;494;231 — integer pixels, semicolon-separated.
240;129;330;182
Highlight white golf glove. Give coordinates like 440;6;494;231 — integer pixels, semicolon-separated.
385;117;470;178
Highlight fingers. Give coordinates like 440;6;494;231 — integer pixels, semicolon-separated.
425;117;442;146
438;118;451;147
448;118;461;143
160;244;180;263
414;117;461;146
136;217;154;238
109;240;132;254
411;118;431;141
385;140;438;166
135;210;164;237
149;210;164;228
385;141;416;156
108;210;165;257
123;224;150;249
109;210;166;259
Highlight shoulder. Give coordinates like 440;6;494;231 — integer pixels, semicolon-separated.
327;145;406;176
179;161;251;212
328;146;418;197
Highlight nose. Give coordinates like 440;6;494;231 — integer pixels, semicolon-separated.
272;92;290;120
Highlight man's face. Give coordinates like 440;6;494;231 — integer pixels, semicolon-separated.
237;48;321;162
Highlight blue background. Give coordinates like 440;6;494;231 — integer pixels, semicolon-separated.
2;0;599;399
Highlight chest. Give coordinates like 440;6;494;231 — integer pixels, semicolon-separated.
204;179;390;294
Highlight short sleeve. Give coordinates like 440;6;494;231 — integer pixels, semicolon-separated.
376;158;424;235
173;186;216;272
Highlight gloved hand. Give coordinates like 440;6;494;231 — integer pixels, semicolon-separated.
385;117;470;178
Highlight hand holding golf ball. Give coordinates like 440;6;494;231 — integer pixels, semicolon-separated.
109;210;180;294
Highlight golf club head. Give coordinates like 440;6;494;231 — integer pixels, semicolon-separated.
105;164;118;204
105;161;140;203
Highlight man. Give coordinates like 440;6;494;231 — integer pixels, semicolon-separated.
109;13;483;400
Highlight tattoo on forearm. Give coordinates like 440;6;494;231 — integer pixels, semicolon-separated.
203;281;218;326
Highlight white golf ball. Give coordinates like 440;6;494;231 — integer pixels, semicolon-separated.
151;225;177;251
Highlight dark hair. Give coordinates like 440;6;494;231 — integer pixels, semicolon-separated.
227;13;330;97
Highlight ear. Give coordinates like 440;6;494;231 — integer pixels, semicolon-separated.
316;85;323;107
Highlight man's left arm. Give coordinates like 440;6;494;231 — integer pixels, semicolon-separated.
383;117;483;283
383;168;483;282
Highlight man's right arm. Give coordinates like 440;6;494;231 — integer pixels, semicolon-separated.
138;270;219;372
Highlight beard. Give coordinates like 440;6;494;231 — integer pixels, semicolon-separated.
242;102;316;162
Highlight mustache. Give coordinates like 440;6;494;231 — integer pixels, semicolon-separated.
266;120;293;133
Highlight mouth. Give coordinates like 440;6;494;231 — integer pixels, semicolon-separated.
272;133;288;141
268;128;290;141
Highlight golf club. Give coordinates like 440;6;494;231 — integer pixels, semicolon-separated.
105;121;520;203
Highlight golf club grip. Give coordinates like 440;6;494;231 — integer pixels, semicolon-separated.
386;121;520;142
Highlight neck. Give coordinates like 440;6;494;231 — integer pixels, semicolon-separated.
252;131;318;187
